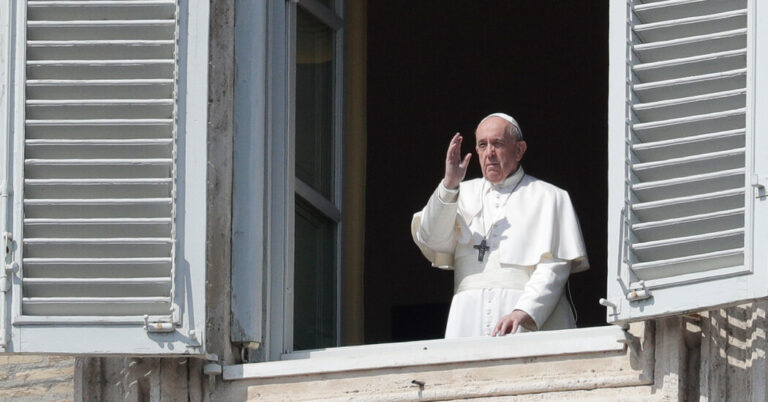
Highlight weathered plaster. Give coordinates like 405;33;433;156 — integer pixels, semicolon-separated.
205;0;236;368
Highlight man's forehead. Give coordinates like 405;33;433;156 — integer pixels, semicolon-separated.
475;118;510;141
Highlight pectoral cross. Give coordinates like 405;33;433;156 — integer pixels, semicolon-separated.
473;238;490;262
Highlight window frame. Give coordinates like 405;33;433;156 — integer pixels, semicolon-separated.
230;0;344;360
284;0;345;354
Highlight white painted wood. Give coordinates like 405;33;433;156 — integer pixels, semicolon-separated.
223;326;628;380
0;0;15;352
266;0;290;362
606;0;768;323
0;0;208;354
230;0;267;346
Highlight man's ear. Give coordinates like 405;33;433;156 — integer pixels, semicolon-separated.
516;141;527;161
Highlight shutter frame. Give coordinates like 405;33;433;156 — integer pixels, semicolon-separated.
0;0;208;355
607;0;766;324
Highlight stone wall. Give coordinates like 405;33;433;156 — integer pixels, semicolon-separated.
0;355;74;401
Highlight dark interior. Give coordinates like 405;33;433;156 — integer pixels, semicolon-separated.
364;0;609;344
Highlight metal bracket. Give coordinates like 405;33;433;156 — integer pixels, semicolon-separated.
599;298;619;317
1;233;18;291
626;281;652;302
752;174;766;199
203;353;222;385
143;314;174;333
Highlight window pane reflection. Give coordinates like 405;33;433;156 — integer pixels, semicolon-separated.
294;197;337;350
295;8;334;198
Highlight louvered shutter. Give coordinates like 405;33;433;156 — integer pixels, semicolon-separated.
606;0;768;323
0;0;208;354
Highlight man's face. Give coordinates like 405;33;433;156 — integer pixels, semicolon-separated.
475;117;526;184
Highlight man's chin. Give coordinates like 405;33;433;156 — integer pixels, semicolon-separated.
484;172;503;183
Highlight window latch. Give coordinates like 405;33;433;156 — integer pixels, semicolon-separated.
143;314;174;333
626;281;651;302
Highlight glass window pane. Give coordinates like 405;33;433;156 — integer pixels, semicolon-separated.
313;0;333;8
295;8;334;198
294;197;337;350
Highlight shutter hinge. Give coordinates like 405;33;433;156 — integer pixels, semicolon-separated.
203;353;222;385
626;281;652;302
752;174;766;199
1;233;18;291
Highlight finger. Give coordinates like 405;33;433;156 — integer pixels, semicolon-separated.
450;133;462;148
504;320;513;336
447;133;462;157
510;321;519;335
492;321;501;337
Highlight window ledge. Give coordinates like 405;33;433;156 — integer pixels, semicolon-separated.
222;325;627;381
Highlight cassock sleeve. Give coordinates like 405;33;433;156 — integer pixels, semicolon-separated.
513;258;571;331
411;182;460;268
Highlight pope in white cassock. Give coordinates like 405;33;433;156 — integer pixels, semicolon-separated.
411;113;589;338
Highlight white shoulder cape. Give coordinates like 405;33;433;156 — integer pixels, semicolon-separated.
412;175;589;272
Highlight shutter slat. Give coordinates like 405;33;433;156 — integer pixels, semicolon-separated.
633;30;745;63
26;119;173;126
632;229;743;263
634;28;746;52
22;298;170;316
25;238;173;244
633;128;744;151
633;0;746;23
631;248;744;280
633;148;744;170
24;257;171;263
24;198;172;205
26;178;172;184
633;88;745;111
634;68;745;91
633;9;747;43
632;188;744;222
633;89;744;122
27;99;173;105
633;48;746;72
28;20;175;27
633;208;744;242
634;9;746;31
631;168;743;202
23;258;172;279
27;0;176;5
27;78;174;85
632;108;744;130
632;148;744;182
26;157;172;164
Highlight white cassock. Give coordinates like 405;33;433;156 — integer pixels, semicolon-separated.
411;167;589;338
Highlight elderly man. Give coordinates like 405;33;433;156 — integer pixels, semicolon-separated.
411;113;589;338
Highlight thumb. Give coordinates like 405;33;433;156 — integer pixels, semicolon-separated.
459;153;472;169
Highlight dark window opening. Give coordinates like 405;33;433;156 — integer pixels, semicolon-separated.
364;0;609;344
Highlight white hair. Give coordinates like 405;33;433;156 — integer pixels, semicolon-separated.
479;112;523;141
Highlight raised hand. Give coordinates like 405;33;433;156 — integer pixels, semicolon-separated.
443;133;472;189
